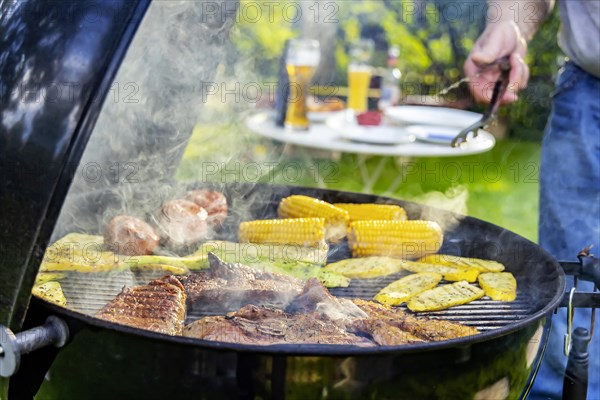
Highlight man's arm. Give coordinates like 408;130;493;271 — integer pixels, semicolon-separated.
465;0;554;104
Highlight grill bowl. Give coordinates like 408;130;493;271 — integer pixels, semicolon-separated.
16;184;564;400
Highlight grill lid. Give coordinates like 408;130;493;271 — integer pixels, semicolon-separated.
0;0;150;331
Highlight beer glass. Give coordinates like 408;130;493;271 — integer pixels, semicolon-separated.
347;39;374;114
285;39;320;130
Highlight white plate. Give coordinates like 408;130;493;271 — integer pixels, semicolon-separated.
308;111;338;123
406;125;488;145
325;112;416;145
384;106;482;127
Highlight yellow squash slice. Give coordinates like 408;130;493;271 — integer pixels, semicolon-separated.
401;260;479;283
407;280;485;312
35;272;66;285
32;281;67;306
478;272;517;301
324;256;406;279
41;233;192;274
375;272;443;306
418;254;505;272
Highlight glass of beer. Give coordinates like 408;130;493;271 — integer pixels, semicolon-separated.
347;39;374;114
285;39;320;130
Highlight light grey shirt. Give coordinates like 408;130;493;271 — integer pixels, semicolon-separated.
558;0;600;77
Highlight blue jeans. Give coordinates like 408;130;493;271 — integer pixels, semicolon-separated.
530;61;600;399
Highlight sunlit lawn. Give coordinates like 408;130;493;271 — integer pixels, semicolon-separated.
178;123;540;242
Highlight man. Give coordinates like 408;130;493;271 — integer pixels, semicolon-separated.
464;1;599;399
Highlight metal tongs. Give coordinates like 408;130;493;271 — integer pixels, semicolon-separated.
451;56;511;147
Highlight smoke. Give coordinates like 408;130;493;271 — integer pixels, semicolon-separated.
45;1;240;310
414;185;469;216
399;185;469;237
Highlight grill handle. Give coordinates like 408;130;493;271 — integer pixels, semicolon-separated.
0;316;69;378
562;327;591;400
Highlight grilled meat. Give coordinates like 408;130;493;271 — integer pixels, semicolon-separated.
177;253;304;314
350;319;425;345
96;276;186;335
286;278;367;320
104;215;160;256
286;277;338;313
184;190;227;228
184;304;374;346
155;199;208;250
352;299;479;341
93;254;477;344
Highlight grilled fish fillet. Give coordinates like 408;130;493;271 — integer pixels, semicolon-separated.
96;276;186;335
353;299;479;341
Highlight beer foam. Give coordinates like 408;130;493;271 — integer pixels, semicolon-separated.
288;50;320;67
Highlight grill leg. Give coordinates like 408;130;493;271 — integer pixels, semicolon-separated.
562;327;591;400
271;356;287;400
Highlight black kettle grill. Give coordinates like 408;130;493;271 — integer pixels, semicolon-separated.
1;1;598;399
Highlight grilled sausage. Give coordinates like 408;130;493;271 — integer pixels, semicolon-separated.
184;190;227;227
104;215;160;256
156;199;208;249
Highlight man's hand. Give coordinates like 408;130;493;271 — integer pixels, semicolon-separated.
464;21;529;104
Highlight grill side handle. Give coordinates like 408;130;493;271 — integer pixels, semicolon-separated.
559;254;600;309
560;258;600;287
0;316;69;378
562;327;591;400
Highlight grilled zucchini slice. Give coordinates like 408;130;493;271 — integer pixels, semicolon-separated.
375;272;443;306
478;272;517;301
35;272;66;285
32;281;67;306
407;280;484;312
418;254;505;272
324;256;405;279
401;260;479;282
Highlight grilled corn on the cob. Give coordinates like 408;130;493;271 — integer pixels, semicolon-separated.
278;195;349;241
332;203;407;222
348;220;443;259
478;272;517;301
418;254;505;272
375;272;443;306
238;218;326;247
407;280;484;312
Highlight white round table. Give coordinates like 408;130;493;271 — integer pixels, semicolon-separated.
246;108;496;192
246;110;495;157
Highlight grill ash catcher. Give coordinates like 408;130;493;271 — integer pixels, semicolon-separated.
0;1;598;399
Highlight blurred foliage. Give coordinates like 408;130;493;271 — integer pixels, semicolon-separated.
228;0;296;76
229;0;562;141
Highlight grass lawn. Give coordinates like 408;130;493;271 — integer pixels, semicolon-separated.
177;123;541;243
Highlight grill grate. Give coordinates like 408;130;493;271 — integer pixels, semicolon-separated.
55;270;534;332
